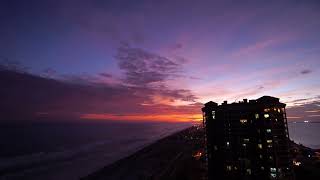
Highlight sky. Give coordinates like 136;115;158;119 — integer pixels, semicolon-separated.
1;0;320;122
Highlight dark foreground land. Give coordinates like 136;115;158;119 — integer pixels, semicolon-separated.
82;126;206;180
83;125;320;180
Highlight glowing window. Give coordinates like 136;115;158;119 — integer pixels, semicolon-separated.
264;114;270;118
226;165;232;171
266;129;271;133
258;144;262;149
242;143;247;147
244;138;250;142
226;142;230;146
240;119;247;124
246;169;252;175
277;108;281;113
212;111;215;119
264;108;269;112
270;168;276;173
255;113;259;119
269;156;273;160
267;140;272;143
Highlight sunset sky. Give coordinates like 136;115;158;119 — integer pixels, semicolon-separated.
1;0;320;122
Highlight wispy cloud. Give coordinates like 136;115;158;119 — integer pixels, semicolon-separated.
300;69;312;75
116;44;181;86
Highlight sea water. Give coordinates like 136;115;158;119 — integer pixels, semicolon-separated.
288;122;320;149
0;121;192;180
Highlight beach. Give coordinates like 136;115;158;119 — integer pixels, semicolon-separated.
82;125;206;180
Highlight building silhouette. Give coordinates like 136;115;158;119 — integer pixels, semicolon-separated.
202;96;294;180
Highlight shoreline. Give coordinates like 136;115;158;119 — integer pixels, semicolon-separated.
82;125;206;180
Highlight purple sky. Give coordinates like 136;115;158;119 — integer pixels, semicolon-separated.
1;0;320;122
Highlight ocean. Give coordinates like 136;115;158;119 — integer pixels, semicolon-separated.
288;122;320;149
0;121;319;180
0;121;192;180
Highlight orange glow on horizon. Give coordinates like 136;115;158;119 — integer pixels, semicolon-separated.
80;113;203;122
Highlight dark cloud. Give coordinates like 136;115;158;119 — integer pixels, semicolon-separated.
0;56;29;73
42;68;57;78
286;97;320;122
0;68;199;122
300;69;312;74
99;73;113;78
189;76;202;80
0;44;199;122
286;98;308;103
115;44;181;86
158;89;197;102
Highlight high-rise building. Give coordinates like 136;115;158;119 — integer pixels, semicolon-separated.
202;96;294;180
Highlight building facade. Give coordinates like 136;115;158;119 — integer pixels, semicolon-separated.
202;96;294;180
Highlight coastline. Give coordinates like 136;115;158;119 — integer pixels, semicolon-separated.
82;125;206;180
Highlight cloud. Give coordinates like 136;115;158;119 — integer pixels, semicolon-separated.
286;98;320;122
41;68;57;78
0;56;29;73
300;69;312;74
0;67;200;122
115;44;181;86
99;73;113;78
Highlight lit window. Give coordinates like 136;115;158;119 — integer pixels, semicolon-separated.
267;140;272;143
266;129;271;133
264;114;270;118
268;144;273;148
212;111;215;119
277;108;281;113
270;168;276;173
269;156;273;160
255;113;259;119
226;141;230;146
242;143;247;147
271;173;277;178
246;169;252;175
226;165;232;171
293;160;301;166
264;108;269;112
244;138;250;142
240;119;247;124
258;144;262;149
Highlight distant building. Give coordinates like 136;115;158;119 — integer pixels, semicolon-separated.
202;96;294;180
